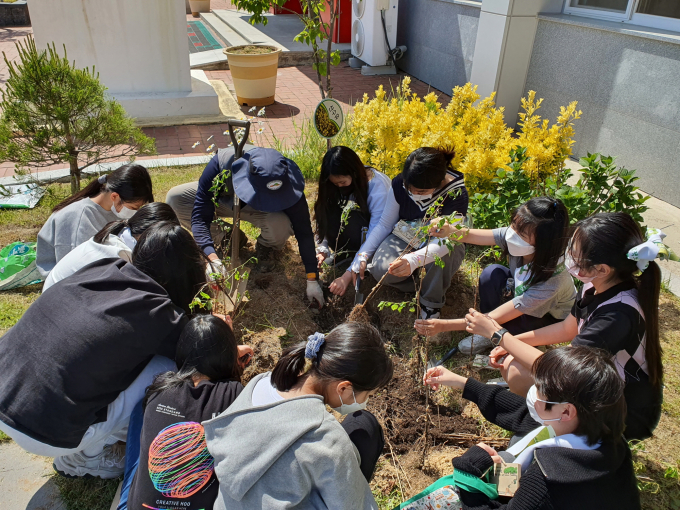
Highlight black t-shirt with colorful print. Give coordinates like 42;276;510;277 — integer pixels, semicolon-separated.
127;379;243;510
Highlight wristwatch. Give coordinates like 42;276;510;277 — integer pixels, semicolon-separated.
490;328;509;347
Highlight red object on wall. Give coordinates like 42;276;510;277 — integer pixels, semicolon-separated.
270;0;304;14
320;0;351;43
270;0;350;44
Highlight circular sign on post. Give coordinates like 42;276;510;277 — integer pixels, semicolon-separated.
314;98;344;139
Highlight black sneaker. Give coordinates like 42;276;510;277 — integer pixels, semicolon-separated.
255;242;276;272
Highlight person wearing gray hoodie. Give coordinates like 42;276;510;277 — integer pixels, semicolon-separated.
203;322;394;510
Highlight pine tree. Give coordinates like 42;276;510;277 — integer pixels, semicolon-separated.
0;37;156;193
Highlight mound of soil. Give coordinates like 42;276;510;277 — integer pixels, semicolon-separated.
370;357;481;455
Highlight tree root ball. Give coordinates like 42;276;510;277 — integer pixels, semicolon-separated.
347;305;370;323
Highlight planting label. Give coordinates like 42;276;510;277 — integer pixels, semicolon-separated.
314;98;343;138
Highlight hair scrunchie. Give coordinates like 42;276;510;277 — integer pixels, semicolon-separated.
302;332;325;374
98;174;107;184
627;228;679;272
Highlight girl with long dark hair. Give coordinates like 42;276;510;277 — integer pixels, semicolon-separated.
466;212;663;440
415;197;576;351
203;322;393;509
361;147;468;320
313;146;391;295
116;314;253;510
36;164;154;277
0;222;206;478
43;202;178;291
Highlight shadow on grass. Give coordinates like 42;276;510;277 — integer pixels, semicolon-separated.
632;443;680;510
52;475;120;510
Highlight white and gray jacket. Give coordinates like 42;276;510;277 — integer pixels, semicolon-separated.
203;372;378;510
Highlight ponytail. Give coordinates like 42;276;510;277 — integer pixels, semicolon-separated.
638;261;662;387
402;146;456;190
143;314;241;407
571;212;663;388
271;322;393;392
271;344;308;392
93;202;179;245
53;164;154;213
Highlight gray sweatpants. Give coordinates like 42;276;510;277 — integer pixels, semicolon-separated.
367;234;465;309
166;182;294;250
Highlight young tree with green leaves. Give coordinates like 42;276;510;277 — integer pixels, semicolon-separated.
0;37;156;193
232;0;342;100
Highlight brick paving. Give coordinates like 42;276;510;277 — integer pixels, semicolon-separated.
0;20;448;178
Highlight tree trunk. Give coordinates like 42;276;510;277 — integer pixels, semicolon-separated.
325;0;339;99
306;0;326;100
69;158;80;194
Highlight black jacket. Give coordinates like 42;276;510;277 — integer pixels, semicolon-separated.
0;258;187;448
452;378;641;510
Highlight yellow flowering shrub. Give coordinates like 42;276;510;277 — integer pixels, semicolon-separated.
350;78;581;192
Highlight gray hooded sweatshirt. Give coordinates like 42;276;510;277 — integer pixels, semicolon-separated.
203;372;378;510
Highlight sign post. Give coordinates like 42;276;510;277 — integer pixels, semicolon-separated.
313;98;344;150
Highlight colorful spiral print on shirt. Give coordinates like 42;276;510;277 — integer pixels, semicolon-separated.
148;421;214;498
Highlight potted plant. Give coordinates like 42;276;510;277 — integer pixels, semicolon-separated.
188;0;210;17
224;45;282;106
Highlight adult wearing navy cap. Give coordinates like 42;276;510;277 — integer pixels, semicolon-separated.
166;146;325;307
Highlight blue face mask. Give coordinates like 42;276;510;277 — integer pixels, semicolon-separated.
331;389;368;415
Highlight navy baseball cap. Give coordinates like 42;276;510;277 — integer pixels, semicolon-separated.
231;147;305;212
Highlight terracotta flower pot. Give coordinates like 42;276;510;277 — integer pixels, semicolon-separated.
189;0;209;17
224;45;282;107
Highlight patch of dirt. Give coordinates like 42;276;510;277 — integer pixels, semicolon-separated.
368;358;499;500
240;326;288;384
226;45;279;55
371;358;482;454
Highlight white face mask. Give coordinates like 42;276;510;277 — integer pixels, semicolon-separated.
408;191;433;202
526;385;567;425
565;252;597;284
505;227;535;257
331;389;368;415
111;200;137;220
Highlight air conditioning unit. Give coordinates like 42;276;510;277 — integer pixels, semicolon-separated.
351;0;399;68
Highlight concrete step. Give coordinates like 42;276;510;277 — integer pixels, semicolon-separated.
212;10;285;48
191;10;351;71
200;12;249;47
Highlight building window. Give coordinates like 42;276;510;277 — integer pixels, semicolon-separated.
636;0;680;19
564;0;680;31
569;0;629;14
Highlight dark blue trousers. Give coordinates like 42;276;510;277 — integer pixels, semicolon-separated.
479;264;560;335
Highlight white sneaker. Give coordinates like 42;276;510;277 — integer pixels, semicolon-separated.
53;443;126;479
457;334;493;355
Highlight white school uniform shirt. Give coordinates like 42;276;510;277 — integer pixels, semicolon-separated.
42;235;133;292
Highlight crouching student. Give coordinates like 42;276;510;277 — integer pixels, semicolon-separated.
36;164;154;277
116;314;254;510
43;202;179;291
203;322;394;510
0;222;206;479
466;212;664;440
415;197;576;353
423;346;640;510
313;146;391;295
